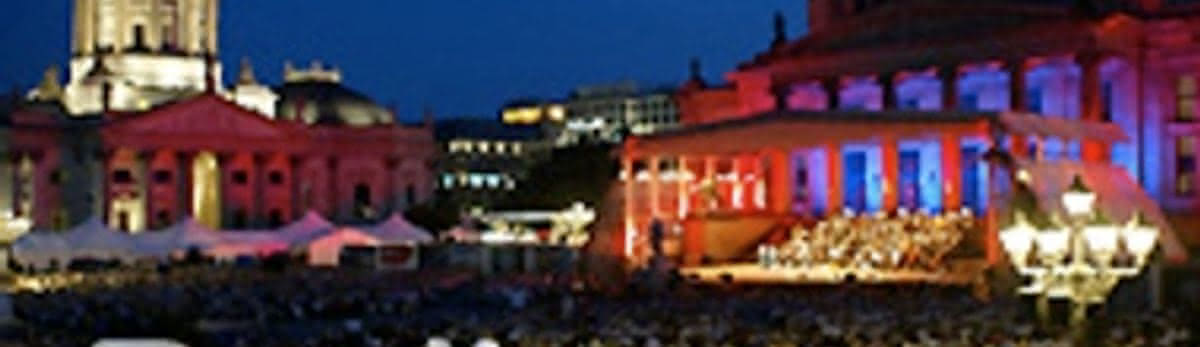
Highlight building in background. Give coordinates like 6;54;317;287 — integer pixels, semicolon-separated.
434;118;553;207
560;82;680;146
612;0;1200;265
2;0;436;233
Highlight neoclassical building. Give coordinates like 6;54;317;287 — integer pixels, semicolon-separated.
1;0;435;233
614;0;1200;265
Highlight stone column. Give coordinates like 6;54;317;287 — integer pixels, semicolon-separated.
822;77;842;110
677;156;689;218
327;157;339;221
940;64;960;111
176;151;193;221
73;0;87;54
880;72;899;110
115;0;128;54
825;142;843;217
149;0;163;51
1078;52;1109;163
766;149;793;215
135;150;150;232
253;153;267;227
703;156;716;213
205;0;218;54
289;156;303;218
941;133;963;211
180;0;193;54
621;156;635;257
730;156;744;210
881;137;900;212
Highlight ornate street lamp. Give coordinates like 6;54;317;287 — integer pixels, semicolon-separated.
999;174;1159;334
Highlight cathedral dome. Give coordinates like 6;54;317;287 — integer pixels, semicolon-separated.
275;81;394;127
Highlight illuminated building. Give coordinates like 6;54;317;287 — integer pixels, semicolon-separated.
609;0;1198;269
1;0;436;233
500;100;566;125
560;82;680;146
435;118;552;207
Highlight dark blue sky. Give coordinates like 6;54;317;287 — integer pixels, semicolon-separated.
1;1;807;121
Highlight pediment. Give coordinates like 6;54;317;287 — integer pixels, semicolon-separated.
107;94;293;139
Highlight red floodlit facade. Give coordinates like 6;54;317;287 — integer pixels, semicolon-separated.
613;1;1200;267
2;94;435;232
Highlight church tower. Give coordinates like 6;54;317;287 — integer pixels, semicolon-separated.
59;0;223;115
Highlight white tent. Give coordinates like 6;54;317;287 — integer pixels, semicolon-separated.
61;216;137;263
278;210;335;241
306;228;380;266
132;218;224;259
11;231;72;270
364;213;434;244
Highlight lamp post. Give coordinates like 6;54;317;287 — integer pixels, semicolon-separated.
999;175;1158;336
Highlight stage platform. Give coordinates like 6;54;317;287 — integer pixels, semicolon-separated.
679;262;984;286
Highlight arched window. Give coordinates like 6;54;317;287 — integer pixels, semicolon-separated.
268;209;284;228
354;183;373;219
231;209;248;229
132;24;146;50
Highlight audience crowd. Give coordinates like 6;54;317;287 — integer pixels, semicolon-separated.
0;264;1194;346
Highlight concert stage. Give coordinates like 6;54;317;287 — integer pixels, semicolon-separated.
679;262;985;286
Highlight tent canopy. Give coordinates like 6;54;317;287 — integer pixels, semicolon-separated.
363;213;434;244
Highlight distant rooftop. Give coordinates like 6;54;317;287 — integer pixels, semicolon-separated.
434;118;544;142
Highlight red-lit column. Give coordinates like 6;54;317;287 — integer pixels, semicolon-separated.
703;156;716;213
940;64;960;111
941;133;963;211
826;142;843;216
648;156;661;217
1078;52;1109;163
1008;58;1030;158
751;154;766;210
621;155;634;258
881;137;900;212
766;149;793;215
731;155;745;210
677;156;689;219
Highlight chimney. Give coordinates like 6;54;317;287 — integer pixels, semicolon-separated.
772;11;788;48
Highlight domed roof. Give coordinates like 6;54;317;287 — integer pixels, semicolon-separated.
275;81;393;127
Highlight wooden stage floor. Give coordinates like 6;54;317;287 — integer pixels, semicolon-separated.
678;263;983;286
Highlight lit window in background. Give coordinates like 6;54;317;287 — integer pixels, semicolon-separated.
1176;136;1196;196
478;142;491;153
469;174;484;188
441;174;455;188
1177;76;1196;121
486;174;501;188
547;105;566;122
495;142;507;154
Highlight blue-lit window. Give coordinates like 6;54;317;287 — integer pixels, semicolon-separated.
441;174;455;189
1026;87;1043;114
1177;76;1196;121
1102;81;1113;122
958;93;980;112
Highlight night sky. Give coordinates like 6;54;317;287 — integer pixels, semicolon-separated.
1;1;807;122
